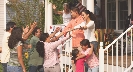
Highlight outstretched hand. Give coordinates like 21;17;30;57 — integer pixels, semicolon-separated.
23;25;29;34
30;21;37;29
53;4;57;10
55;27;61;33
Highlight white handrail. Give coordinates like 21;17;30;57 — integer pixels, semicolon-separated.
104;25;133;50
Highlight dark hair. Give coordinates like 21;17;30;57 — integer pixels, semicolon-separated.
82;10;98;29
6;22;16;31
8;27;23;49
80;39;91;48
36;33;49;58
72;49;79;63
71;7;80;14
32;27;40;35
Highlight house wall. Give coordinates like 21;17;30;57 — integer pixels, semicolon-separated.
0;0;5;47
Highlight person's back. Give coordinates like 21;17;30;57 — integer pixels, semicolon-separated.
75;58;84;72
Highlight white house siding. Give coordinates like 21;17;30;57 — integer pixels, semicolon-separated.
0;0;5;47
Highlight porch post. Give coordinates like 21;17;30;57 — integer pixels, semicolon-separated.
99;42;104;72
47;1;53;32
87;0;94;13
82;0;87;7
128;0;131;15
44;0;48;33
45;0;53;33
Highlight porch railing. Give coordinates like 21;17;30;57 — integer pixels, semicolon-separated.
99;25;133;72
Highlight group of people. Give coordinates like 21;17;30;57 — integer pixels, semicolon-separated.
53;0;100;72
0;0;100;72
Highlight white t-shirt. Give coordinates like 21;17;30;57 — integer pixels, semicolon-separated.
1;32;11;63
62;10;71;26
74;20;97;42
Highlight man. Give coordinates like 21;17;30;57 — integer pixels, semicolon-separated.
63;7;85;72
28;27;44;72
1;22;16;72
1;21;37;72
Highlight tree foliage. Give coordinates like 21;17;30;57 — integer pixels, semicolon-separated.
7;0;45;31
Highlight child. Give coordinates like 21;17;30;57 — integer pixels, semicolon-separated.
76;39;99;72
71;49;85;72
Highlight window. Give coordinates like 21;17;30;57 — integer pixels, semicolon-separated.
118;0;128;30
107;0;128;30
107;0;116;29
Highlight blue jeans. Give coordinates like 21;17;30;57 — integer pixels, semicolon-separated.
29;65;44;72
1;63;7;72
88;66;99;72
91;41;98;54
84;62;88;72
7;66;23;72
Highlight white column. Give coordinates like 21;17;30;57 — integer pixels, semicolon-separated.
44;0;48;33
128;0;131;15
44;0;53;33
82;0;87;7
47;1;53;33
87;0;94;13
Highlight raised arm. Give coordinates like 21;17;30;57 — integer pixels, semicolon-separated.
50;32;70;49
53;4;63;15
87;43;94;55
76;44;94;60
23;22;37;40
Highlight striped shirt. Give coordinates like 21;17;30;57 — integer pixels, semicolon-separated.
75;3;87;14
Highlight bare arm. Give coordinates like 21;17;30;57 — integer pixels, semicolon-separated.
23;22;37;40
76;54;86;60
53;4;63;15
87;43;94;55
47;27;61;42
76;44;94;60
17;45;26;72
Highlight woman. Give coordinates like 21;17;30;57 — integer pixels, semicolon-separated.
53;3;71;26
74;10;98;54
36;32;70;72
8;27;26;72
